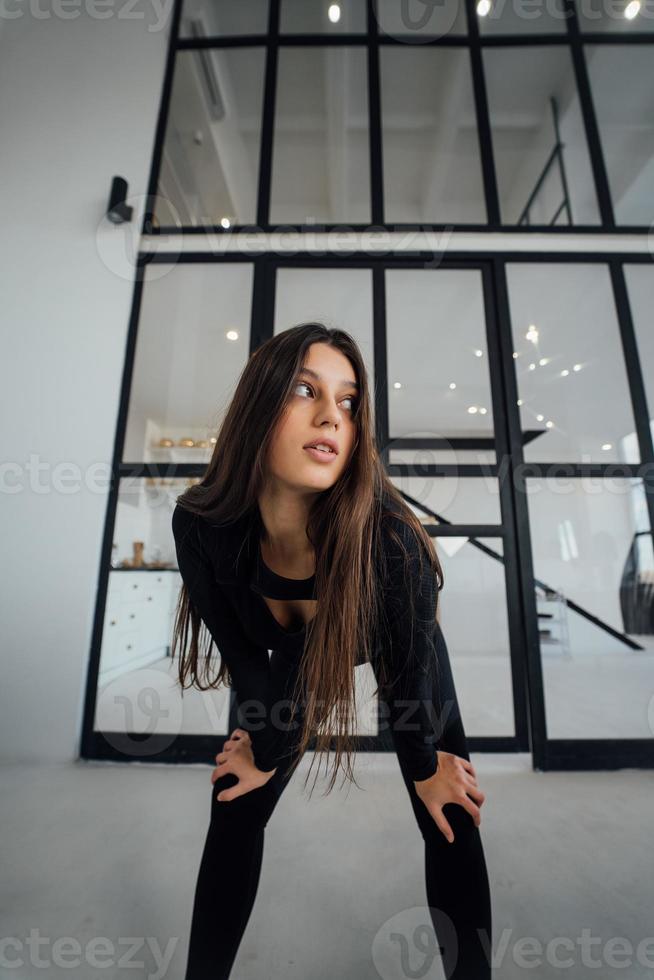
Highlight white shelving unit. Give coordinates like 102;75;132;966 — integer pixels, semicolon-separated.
98;570;181;685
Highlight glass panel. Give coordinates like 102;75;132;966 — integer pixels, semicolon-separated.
179;0;269;37
273;267;374;403
386;269;495;457
478;0;568;34
586;46;654;225
123;263;254;463
389;474;503;524
526;476;654;738
577;0;654;33
437;537;515;736
94;476;234;740
270;47;370;224
483;46;600;225
154;49;266;228
374;0;467;37
380;48;486;223
624;265;654;444
281;0;367;33
506;263;640;464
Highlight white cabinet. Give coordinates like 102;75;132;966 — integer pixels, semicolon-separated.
98;570;181;685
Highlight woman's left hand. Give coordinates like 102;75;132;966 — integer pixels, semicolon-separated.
413;750;486;843
211;728;277;802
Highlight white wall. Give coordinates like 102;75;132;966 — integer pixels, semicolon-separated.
0;1;172;761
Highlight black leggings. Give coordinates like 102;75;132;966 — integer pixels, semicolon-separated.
184;657;493;979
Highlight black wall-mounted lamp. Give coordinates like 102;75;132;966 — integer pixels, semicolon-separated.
106;176;133;223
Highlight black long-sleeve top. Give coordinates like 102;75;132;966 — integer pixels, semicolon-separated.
172;499;450;782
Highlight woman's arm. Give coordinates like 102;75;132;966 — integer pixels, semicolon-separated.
378;516;444;782
171;503;286;774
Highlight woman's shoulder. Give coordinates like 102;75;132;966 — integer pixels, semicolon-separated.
377;497;424;562
172;501;253;584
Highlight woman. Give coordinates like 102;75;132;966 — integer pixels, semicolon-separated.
171;322;492;979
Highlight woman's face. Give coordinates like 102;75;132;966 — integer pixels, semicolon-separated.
266;342;360;493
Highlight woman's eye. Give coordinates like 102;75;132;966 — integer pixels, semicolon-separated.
295;382;356;411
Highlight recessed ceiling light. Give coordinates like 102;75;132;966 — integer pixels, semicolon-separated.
601;442;613;451
525;325;539;343
474;349;483;357
539;357;549;366
536;414;544;422
512;352;519;359
328;3;341;22
545;420;554;428
625;0;640;17
560;369;569;377
393;381;402;389
479;407;487;415
468;405;478;414
477;0;491;15
529;363;536;371
449;382;457;390
226;329;239;341
220;217;231;229
573;363;582;372
517;398;523;406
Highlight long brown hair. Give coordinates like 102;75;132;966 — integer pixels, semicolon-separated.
171;322;444;796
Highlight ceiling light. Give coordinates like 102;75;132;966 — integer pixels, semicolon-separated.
220;217;231;229
328;3;341;22
474;349;483;357
529;363;536;371
602;442;613;451
536;414;544;422
525;325;539;343
479;407;487;415
545;420;554;428
517;398;523;406
468;405;478;414
560;369;569;377
539;357;549;366
226;329;239;341
477;0;491;15
573;363;582;372
393;381;402;389
625;0;640;17
449;382;457;390
512;352;519;359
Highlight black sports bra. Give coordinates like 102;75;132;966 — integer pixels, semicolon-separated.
251;536;317;601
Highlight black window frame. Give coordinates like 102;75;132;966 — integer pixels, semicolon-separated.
142;0;654;236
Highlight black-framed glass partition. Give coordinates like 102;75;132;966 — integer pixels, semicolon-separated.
82;0;654;773
82;253;654;770
144;0;654;233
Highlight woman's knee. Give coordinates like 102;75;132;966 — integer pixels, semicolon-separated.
207;771;278;831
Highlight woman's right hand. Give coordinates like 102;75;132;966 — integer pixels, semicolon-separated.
211;729;277;801
413;750;486;844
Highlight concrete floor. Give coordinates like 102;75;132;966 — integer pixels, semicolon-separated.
1;752;652;980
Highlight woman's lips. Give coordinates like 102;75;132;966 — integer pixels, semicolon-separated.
303;446;339;464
